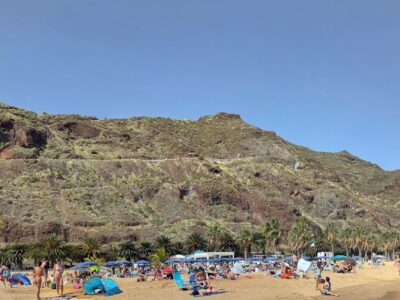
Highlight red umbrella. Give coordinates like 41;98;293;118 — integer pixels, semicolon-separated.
161;268;173;274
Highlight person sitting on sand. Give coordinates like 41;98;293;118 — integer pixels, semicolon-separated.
226;269;236;280
318;278;339;296
137;268;147;282
33;261;43;300
195;268;208;287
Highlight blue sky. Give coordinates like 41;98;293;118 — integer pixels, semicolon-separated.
1;1;399;170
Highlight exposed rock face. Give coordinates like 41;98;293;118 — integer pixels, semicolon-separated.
0;103;399;243
14;127;47;148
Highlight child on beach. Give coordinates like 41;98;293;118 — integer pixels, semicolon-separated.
318;278;339;297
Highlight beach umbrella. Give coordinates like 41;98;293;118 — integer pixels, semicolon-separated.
331;255;347;260
301;256;310;261
165;259;178;263
71;261;98;270
174;254;185;260
265;257;278;262
135;260;150;266
195;259;207;263
183;258;194;263
233;257;243;261
115;260;132;265
104;261;117;267
284;256;292;262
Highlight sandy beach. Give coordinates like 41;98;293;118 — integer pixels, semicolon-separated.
0;263;398;300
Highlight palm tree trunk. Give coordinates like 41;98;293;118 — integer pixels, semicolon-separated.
345;247;349;257
358;247;362;258
244;248;248;259
331;243;334;255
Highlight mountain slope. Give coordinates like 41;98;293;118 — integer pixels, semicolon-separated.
0;103;398;243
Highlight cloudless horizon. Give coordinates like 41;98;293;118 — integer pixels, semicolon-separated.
1;1;399;170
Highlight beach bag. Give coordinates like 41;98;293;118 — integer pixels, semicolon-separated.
51;282;56;289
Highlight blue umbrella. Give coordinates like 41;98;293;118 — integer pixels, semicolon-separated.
71;261;98;270
331;255;347;260
284;256;292;262
195;259;207;263
233;257;243;261
375;255;385;259
183;258;194;263
104;261;117;267
135;260;150;266
301;256;311;261
247;257;262;261
165;259;178;263
265;256;278;262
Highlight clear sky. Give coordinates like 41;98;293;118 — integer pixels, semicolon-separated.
1;1;399;170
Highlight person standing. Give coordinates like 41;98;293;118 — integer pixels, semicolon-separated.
40;258;49;288
53;260;64;296
0;265;11;288
33;262;44;300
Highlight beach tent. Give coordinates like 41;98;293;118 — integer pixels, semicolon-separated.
12;273;31;285
297;258;312;273
83;277;105;295
102;278;122;296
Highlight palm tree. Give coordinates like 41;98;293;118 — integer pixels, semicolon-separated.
43;235;66;264
138;241;154;258
155;236;173;255
6;244;27;269
288;217;314;256
185;232;207;253
251;231;266;254
63;244;86;266
206;223;222;251
352;227;367;258
82;237;100;260
150;248;169;269
380;231;398;260
264;218;283;254
324;223;339;254
218;231;237;252
171;241;185;255
118;241;138;262
339;228;353;256
236;229;252;259
362;235;376;260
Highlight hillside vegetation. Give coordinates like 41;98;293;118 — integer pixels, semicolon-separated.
0;103;399;243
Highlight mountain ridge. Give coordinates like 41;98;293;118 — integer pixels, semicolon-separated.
0;103;398;244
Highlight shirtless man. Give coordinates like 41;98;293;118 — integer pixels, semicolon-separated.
33;262;44;300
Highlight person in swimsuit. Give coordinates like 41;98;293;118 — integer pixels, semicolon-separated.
40;258;49;288
1;265;11;288
33;262;43;300
53;260;64;296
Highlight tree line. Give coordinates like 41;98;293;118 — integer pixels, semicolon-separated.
0;217;398;269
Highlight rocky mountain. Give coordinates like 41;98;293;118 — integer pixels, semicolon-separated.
0;103;399;244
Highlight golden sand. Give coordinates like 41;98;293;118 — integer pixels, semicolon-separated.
0;263;398;300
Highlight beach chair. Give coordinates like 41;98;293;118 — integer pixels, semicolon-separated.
173;271;191;290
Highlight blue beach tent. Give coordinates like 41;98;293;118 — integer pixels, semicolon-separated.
83;277;105;295
102;278;122;296
12;273;31;285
